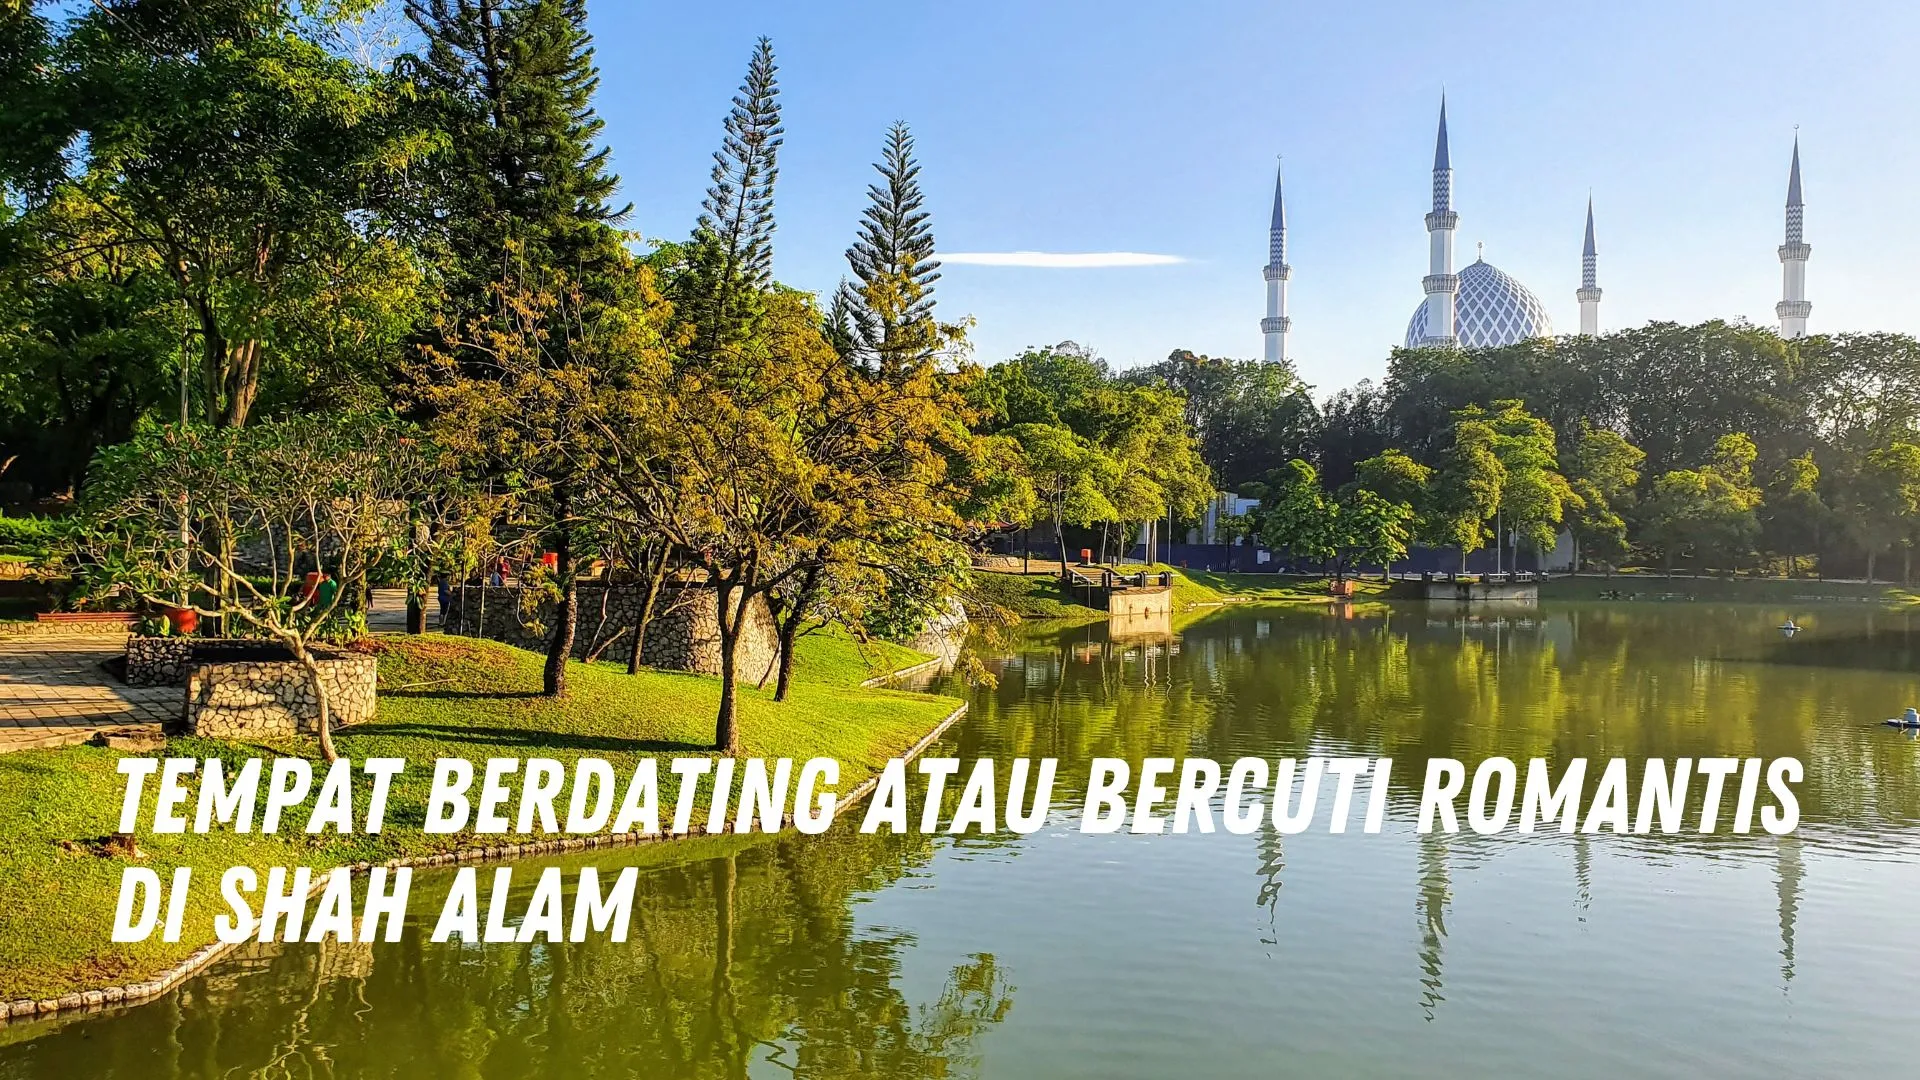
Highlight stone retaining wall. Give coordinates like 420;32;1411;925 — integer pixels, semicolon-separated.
125;636;297;687
443;583;781;681
185;653;377;738
1105;585;1174;617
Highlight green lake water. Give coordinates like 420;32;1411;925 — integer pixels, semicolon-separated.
5;602;1920;1077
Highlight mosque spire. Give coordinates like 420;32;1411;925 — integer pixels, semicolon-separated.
1577;196;1602;335
1261;158;1291;363
1776;132;1811;338
1421;95;1459;344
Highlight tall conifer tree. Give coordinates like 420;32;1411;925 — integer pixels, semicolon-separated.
404;0;628;307
838;122;945;373
404;0;629;698
675;36;782;354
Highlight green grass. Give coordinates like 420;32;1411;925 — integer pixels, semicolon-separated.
1154;568;1392;607
967;566;1389;620
1540;573;1913;605
965;571;1103;621
0;631;957;1003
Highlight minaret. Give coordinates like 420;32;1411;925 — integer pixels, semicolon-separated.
1261;160;1291;363
1576;197;1602;335
1776;135;1811;338
1421;97;1459;345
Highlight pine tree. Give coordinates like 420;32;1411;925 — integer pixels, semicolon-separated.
404;0;628;309
675;36;782;354
403;0;629;699
837;121;945;373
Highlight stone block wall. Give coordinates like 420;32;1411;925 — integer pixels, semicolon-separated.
185;653;378;739
1105;586;1174;617
126;636;335;687
443;583;781;681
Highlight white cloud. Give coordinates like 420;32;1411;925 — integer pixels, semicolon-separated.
936;251;1189;268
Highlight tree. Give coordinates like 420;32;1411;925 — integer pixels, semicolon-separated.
1641;433;1762;575
672;36;782;356
1004;422;1118;571
836;122;960;375
1759;453;1827;577
1457;401;1577;571
403;0;630;314
1835;441;1920;584
404;0;632;695
1350;449;1431;577
1256;460;1332;568
1255;458;1413;581
0;198;180;493
1126;349;1318;490
975;343;1211;563
1562;423;1643;572
7;0;435;429
414;268;660;697
1331;488;1416;581
75;415;468;762
1428;416;1505;571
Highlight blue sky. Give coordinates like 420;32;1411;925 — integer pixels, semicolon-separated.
588;0;1920;396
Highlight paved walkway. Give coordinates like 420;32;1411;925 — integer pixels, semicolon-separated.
0;635;177;753
0;590;419;754
0;589;424;755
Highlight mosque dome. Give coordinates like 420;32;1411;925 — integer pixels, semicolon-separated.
1405;257;1554;349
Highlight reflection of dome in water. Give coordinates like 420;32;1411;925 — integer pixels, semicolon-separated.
1405;258;1554;348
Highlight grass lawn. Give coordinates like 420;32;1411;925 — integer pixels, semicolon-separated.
966;571;1104;621
968;567;1389;620
0;631;958;1003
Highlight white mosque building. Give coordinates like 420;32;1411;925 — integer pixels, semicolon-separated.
1260;99;1812;359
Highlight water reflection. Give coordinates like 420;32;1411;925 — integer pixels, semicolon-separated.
7;603;1920;1078
0;831;1014;1079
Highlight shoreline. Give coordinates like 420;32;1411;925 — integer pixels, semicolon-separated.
0;663;967;1028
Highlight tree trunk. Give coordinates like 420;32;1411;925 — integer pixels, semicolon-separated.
713;567;753;755
543;520;576;697
1055;512;1070;575
221;339;263;429
771;562;822;703
1865;548;1877;586
626;543;671;675
291;638;337;764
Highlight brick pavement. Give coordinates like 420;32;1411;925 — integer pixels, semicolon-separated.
0;590;418;754
0;635;175;753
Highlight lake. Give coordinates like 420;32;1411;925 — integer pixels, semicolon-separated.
5;602;1919;1078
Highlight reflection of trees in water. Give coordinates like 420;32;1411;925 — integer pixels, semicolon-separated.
959;605;1920;835
1775;835;1802;991
0;830;1015;1079
1573;833;1592;924
1415;830;1452;1022
957;605;1914;1020
1254;822;1285;953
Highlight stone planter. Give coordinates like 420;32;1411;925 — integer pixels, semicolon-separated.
443;582;781;680
185;647;378;739
126;636;302;687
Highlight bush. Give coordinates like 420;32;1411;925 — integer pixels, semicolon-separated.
0;515;61;553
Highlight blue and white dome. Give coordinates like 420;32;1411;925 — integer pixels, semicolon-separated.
1405;258;1554;348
